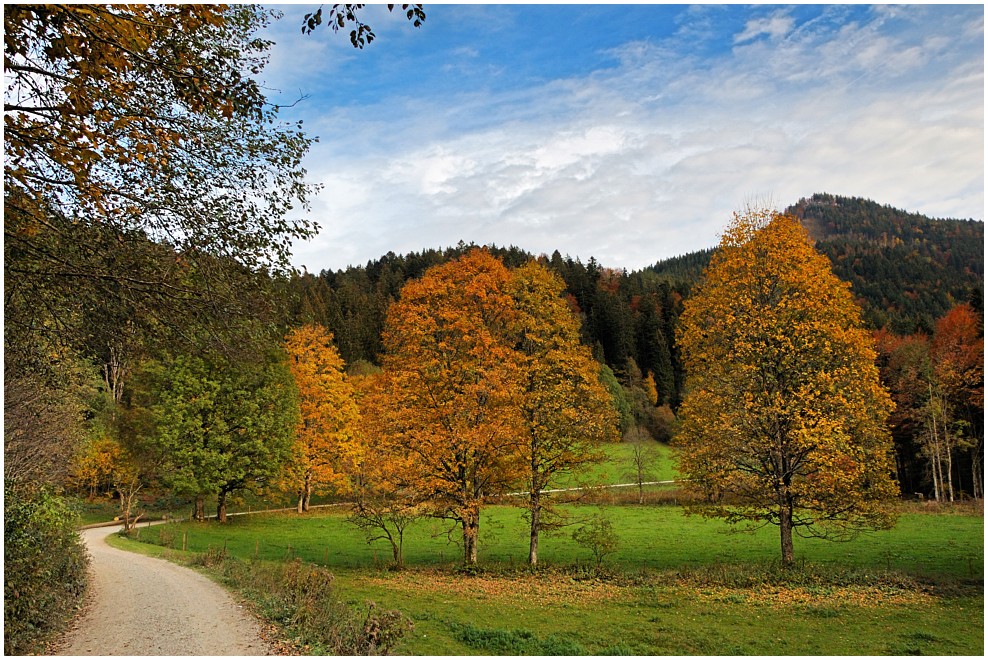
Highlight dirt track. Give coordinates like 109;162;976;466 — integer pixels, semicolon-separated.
57;525;271;656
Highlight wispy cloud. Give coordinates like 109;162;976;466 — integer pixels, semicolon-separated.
734;11;795;44
269;5;983;272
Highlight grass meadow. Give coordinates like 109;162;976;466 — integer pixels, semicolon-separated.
103;441;984;655
119;497;983;654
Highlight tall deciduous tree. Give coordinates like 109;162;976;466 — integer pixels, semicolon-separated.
510;261;618;566
348;371;424;569
380;249;526;565
281;324;360;512
4;5;319;399
133;354;298;521
930;304;984;500
676;208;898;566
5;5;316;271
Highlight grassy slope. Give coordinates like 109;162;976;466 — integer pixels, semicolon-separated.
73;440;677;527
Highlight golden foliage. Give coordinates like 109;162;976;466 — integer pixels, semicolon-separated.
373;251;620;564
69;436;124;499
510;260;619;562
676;209;898;558
510;260;619;469
281;325;360;507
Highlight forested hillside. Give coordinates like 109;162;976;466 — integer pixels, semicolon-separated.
788;193;983;334
291;194;983;402
646;194;983;334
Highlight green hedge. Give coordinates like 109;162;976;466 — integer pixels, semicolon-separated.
4;484;89;654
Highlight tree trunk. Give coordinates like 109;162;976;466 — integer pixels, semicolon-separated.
944;418;955;502
119;490;131;532
302;482;311;512
930;449;941;502
296;491;304;514
972;441;983;500
462;512;479;565
193;495;205;521
779;504;794;567
217;490;228;522
528;491;541;567
396;531;405;569
102;344;127;409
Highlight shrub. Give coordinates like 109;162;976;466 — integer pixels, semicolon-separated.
572;514;619;568
4;484;89;654
208;555;412;654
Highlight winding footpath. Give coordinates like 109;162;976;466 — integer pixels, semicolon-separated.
57;525;270;656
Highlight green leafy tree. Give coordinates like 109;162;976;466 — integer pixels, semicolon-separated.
599;364;633;434
676;208;899;566
4;7;321;500
133;354;299;521
624;427;659;505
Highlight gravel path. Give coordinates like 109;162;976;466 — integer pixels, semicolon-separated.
57;525;271;656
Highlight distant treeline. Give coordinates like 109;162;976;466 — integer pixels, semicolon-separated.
288;194;984;407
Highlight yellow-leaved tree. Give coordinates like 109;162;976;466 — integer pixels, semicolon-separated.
676;208;898;565
510;261;619;566
380;249;527;565
281;324;360;513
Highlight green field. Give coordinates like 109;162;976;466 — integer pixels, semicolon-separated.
124;500;984;655
76;441;680;527
566;441;679;486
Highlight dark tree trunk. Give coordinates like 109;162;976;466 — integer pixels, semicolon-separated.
217;490;228;523
193;495;205;521
780;503;794;566
528;490;541;566
462;512;479;565
972;440;983;500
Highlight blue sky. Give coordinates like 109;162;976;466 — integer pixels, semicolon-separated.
259;3;984;272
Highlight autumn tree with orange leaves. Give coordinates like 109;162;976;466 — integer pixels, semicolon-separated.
379;249;527;565
676;208;899;566
281;325;360;513
510;261;619;566
930;304;984;500
347;371;425;568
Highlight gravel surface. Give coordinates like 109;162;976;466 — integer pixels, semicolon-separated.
56;525;271;656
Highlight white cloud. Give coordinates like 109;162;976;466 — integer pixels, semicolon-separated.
284;6;984;272
734;12;795;44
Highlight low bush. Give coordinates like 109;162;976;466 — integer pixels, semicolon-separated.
4;484;89;655
190;550;412;654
